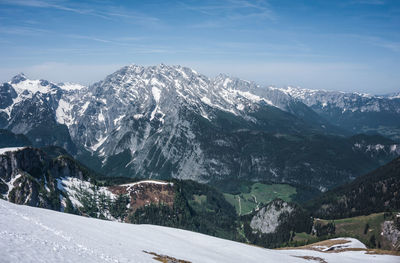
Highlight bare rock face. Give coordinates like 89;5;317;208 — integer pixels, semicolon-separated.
0;147;44;182
0;147;46;204
250;199;294;234
382;219;400;250
8;173;40;206
0;147;93;211
49;156;86;181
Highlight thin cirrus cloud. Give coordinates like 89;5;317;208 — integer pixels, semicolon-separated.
1;0;161;24
0;25;51;36
181;0;276;28
364;37;400;53
2;0;91;14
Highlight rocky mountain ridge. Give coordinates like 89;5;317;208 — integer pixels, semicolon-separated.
278;86;400;140
0;65;399;189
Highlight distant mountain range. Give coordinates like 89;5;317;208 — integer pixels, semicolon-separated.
279;87;400;141
0;65;399;190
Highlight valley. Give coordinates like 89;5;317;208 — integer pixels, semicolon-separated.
1;146;399;255
223;182;296;215
0;65;399;261
1;0;399;261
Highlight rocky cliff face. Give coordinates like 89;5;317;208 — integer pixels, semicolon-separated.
382;219;400;251
250;199;295;234
1;147;56;208
0;147;93;209
243;198;313;248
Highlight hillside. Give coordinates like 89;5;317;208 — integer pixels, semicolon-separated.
1;199;398;263
2;146;400;251
287;212;400;250
0;147;239;240
306;156;400;219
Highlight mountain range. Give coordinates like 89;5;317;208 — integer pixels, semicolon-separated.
1;64;399;191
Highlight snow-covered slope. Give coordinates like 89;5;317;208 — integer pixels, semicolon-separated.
0;199;398;263
309;238;367;252
388;92;400;99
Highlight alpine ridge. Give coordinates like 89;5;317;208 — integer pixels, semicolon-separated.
1;64;399;190
278;86;400;141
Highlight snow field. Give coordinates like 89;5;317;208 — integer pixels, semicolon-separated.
0;200;399;263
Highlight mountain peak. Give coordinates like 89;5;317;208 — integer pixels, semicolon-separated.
10;73;27;84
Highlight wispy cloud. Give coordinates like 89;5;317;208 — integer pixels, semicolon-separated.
182;0;275;28
366;37;400;52
0;25;50;36
0;25;145;47
0;0;161;24
1;0;93;15
65;34;114;44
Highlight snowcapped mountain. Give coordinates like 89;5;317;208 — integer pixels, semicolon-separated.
384;91;400;99
1;65;399;189
0;73;78;153
1;198;398;262
277;86;400;140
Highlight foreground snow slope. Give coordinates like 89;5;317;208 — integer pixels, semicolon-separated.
0;200;398;263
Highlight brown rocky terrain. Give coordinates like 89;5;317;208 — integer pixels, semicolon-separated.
108;181;175;213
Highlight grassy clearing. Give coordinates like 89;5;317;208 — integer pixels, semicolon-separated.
223;183;296;215
292;232;319;245
192;194;206;205
318;212;389;249
188;194;215;213
294;212;399;250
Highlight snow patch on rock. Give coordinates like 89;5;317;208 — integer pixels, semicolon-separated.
0;147;26;155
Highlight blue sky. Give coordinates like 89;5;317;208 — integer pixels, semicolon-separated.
0;0;399;93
